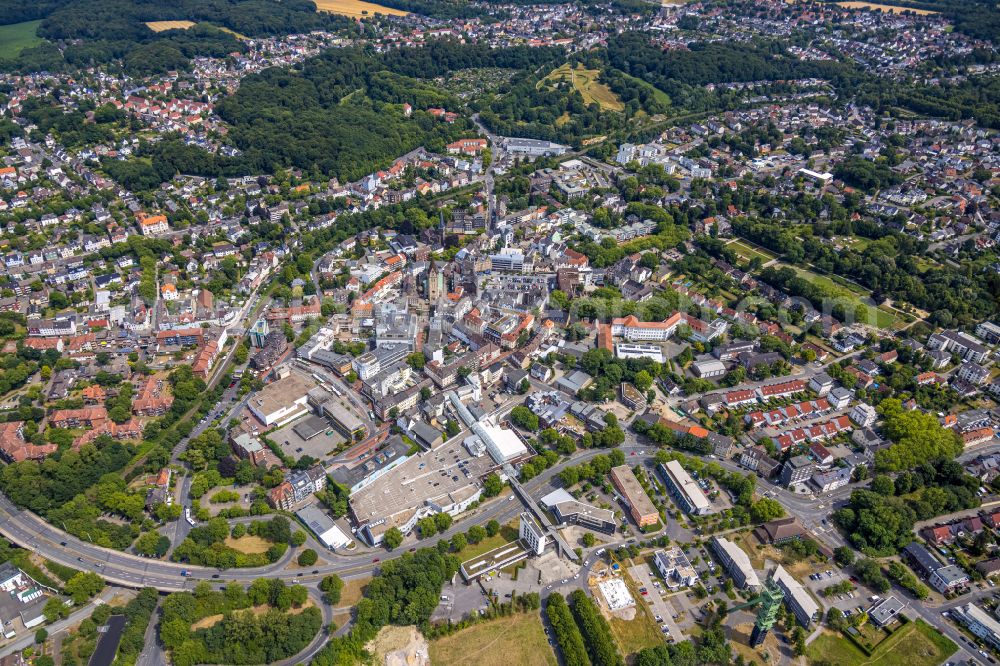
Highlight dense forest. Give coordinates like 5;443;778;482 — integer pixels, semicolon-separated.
0;0;353;74
606;33;858;112
479;60;668;147
107;41;562;188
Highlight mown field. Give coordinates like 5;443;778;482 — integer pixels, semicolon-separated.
540;63;625;112
313;0;409;18
783;263;899;329
429;612;557;666
0;21;43;60
807;620;956;666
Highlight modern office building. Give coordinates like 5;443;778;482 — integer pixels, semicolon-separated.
610;465;659;527
658;460;713;515
540;489;616;535
952;603;1000;651
519;511;546;555
652;547;699;590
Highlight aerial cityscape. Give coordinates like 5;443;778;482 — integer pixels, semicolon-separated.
0;0;998;664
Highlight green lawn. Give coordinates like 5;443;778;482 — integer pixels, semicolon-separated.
807;620;956;666
453;521;519;562
0;21;43;60
783;264;898;329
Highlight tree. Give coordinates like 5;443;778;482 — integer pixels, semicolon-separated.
35;628;48;644
871;475;895;496
434;512;453;532
65;571;105;604
135;531;170;557
383;527;403;550
486;519;500;537
451;533;467;552
406;352;426;370
834;546;855;567
483;473;503;497
582;532;596;548
320;574;343;605
291;530;307;547
750;498;785;523
633;370;653;393
467;525;487;544
297;549;318;566
510;406;539;431
417;516;437;538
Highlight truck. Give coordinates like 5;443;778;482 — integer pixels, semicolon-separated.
180;569;190;577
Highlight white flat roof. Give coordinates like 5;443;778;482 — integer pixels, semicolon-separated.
663;460;712;512
480;421;527;461
714;536;761;588
540;488;575;509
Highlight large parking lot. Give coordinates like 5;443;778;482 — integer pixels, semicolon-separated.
628;563;686;642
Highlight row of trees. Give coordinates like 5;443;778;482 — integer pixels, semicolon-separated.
568;589;623;666
545;592;590;666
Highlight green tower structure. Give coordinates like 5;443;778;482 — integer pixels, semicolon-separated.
729;578;786;647
748;580;785;647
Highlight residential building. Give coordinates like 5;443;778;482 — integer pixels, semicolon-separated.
772;565;820;627
951;603;1000;651
780;455;815;487
711;536;761;590
868;596;904;627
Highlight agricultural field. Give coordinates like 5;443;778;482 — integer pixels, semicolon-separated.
540;63;624;112
0;21;43;60
145;20;196;32
807;620;956;666
313;0;409;18
429;612;557;666
835;1;938;14
728;238;777;264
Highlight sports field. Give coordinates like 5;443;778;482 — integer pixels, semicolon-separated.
0;21;43;60
314;0;409;18
429;612;557;666
728;239;777;263
145;20;197;32
540;63;625;112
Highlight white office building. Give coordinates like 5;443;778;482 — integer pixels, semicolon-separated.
519;512;546;555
